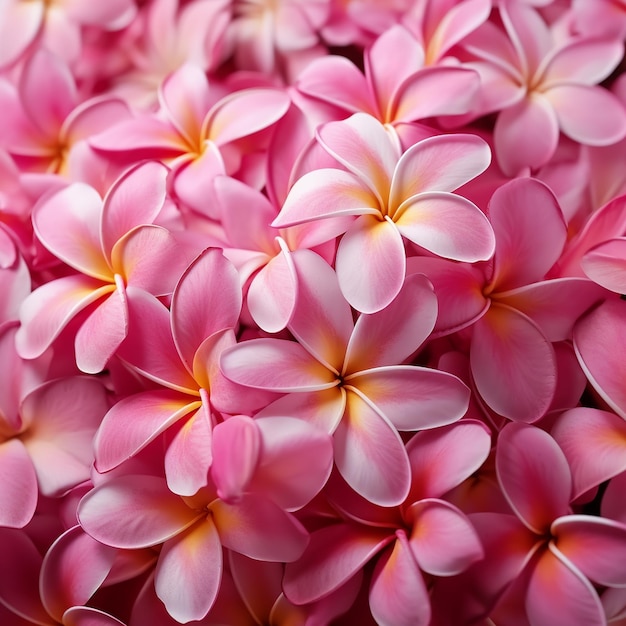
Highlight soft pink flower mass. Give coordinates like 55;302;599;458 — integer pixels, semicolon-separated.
1;1;626;624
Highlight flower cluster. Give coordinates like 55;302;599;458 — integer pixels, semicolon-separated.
1;1;626;624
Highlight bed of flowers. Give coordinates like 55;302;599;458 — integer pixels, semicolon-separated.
2;0;626;624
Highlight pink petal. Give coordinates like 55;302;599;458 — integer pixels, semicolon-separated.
89;116;184;154
220;338;337;392
0;2;43;68
211;493;309;562
333;388;411;506
488;177;567;290
395;191;495;262
408;499;484;576
551;407;626;499
370;532;431;626
40;526;116;622
94;390;197;473
406;420;492;501
344;272;437;370
164;406;214;497
78;475;199;549
16;276;113;360
0;439;37;528
526;545;605;626
336;214;407;313
553;516;626;587
154;518;222;623
581;238;626;293
100;160;168;257
470;304;557;422
496;423;571;534
547;84;626;146
289;249;353;371
494;93;559;176
63;97;131;145
62;607;127;626
348;366;469;431
283;523;392;604
171;247;242;373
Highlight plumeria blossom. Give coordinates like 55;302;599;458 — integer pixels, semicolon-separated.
15;160;191;373
272;112;495;312
221;250;470;505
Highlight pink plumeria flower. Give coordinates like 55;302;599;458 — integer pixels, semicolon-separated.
15;160;191;373
221;251;471;506
460;0;626;175
272;112;495;313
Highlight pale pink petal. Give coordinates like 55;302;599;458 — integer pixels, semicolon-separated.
488;177;567;290
211;493;309;562
283;523;393;604
94;390;196;473
390;134;490;210
395;192;495;262
75;286;128;374
316;113;398;201
77;475;199;549
89;117;184;154
155;518;222;624
33;182;110;280
296;55;375;115
0;439;37;528
211;415;260;503
370;532;431;626
271;168;378;228
336;214;406;313
496;423;571;534
547;84;626;146
220;338;337;392
470;304;557;422
406;420;492;501
205;89;291;145
574;298;626;419
62;607;127;626
100;160;168;257
345;273;437;371
16;276;114;360
171;247;242;373
0;2;43;68
40;526;116;623
348;366;469;431
526;545;605;626
165;406;214;497
553;516;626;587
551;407;626;499
333;388;411;506
63;97;132;145
494;93;559;176
408;499;484;576
289;249;353;371
62;0;135;26
581;238;626;293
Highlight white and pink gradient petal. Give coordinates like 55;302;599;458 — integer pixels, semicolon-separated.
0;439;38;528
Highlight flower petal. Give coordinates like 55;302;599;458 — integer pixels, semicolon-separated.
0;439;37;528
581;238;626;294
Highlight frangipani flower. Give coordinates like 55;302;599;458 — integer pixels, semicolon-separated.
221;251;470;505
272;112;495;313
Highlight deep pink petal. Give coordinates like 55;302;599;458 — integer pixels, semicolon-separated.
370;532;431;626
406;420;492;501
0;439;37;528
283;523;392;604
526;545;605;626
547;84;626;146
336;214;406;313
494;93;559;176
496;423;571;534
154;518;222;623
78;475;199;549
333;388;411;506
348;366;469;431
470;304;557;422
581;238;626;294
395;192;495;262
408;499;484;576
94;390;196;473
62;607;127;626
551;407;626;499
211;493;309;562
345;273;437;370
